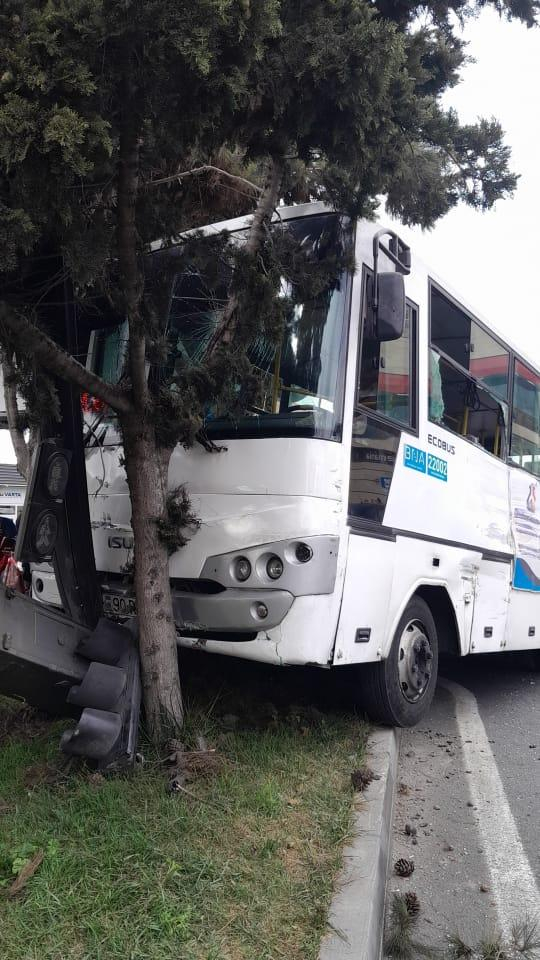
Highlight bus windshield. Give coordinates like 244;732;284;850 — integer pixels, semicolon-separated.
87;214;352;443
166;213;352;441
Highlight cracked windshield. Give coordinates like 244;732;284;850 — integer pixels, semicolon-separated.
86;214;351;444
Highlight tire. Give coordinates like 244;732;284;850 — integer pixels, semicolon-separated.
357;596;438;727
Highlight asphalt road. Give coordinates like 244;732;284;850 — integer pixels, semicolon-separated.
387;653;540;951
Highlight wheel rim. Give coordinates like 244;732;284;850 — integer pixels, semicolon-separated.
397;619;434;703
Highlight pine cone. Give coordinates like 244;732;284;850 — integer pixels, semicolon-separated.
394;857;415;877
404;891;420;917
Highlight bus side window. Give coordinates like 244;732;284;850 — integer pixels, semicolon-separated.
428;349;507;457
430;286;509;402
510;360;540;477
429;284;509;459
349;277;417;524
356;300;417;429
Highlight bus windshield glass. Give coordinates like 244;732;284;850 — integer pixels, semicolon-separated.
165;213;351;440
86;214;351;442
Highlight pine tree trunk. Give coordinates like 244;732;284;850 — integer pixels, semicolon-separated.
2;358;30;479
122;417;184;742
115;77;184;744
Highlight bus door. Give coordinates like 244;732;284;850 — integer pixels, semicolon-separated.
470;558;512;654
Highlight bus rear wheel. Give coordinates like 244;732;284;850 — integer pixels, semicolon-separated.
357;597;438;727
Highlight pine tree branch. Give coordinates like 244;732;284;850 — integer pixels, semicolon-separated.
246;157;284;255
204;155;285;358
147;164;263;196
0;303;133;415
1;357;30;479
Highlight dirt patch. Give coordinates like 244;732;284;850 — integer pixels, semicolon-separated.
0;698;50;745
22;761;74;791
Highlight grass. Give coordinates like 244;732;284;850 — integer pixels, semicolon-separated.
0;652;367;960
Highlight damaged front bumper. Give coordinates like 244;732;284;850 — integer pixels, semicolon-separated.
101;534;339;640
100;578;294;637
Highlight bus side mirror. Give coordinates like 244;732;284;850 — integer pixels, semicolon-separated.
375;272;405;342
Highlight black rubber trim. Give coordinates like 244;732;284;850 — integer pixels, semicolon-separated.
478;551;514;565
178;630;257;642
348;519;396;541
99;573;225;595
347;518;513;563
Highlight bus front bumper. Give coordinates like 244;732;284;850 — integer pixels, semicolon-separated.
100;580;294;636
172;586;294;635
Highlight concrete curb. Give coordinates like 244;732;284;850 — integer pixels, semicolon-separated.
318;726;400;960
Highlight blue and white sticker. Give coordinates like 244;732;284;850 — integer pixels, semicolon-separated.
427;453;448;482
403;444;426;474
404;444;447;482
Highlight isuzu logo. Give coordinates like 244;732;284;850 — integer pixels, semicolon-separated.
108;535;134;549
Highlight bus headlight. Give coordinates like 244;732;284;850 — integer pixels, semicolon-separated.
232;556;251;582
202;535;339;596
266;555;284;580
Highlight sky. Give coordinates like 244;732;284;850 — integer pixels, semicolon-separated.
0;7;538;466
386;7;540;352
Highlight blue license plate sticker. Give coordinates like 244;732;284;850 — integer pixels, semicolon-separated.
403;444;426;474
427;453;448;481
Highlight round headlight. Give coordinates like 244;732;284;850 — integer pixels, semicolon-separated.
33;511;58;557
266;555;284;580
295;542;313;564
233;556;251;582
45;453;69;500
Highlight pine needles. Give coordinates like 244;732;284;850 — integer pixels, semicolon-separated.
385;896;540;960
447;919;540;960
384;893;435;960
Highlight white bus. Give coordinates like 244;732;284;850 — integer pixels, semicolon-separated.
36;201;540;726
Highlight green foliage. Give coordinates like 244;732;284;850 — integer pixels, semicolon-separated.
0;838;58;889
0;310;60;430
234;0;533;224
0;0;534;281
0;0;281;275
156;485;200;554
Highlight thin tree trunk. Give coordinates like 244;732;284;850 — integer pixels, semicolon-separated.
2;358;30;479
28;426;39;467
122;418;184;740
117;114;148;412
205;155;284;357
244;157;284;258
116;86;184;741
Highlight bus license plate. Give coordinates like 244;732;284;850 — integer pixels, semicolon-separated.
102;592;137;618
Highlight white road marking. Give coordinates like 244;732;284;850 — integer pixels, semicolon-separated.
440;678;540;934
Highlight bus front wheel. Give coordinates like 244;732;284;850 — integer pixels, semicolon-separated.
357;597;438;727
